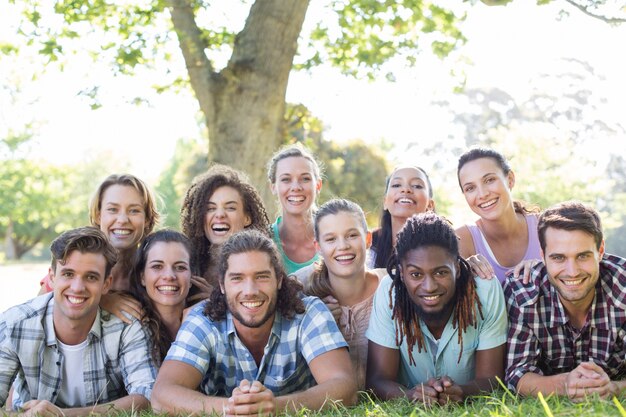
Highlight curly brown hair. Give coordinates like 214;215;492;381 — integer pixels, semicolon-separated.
180;165;270;280
204;230;305;321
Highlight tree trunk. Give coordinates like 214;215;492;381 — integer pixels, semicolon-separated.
4;219;16;260
168;0;310;210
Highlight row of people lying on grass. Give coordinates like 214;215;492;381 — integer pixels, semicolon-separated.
3;198;623;416
36;145;540;322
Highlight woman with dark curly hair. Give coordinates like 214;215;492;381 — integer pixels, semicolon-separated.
180;164;270;301
129;229;192;365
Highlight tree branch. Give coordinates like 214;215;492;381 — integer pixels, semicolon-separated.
563;0;626;24
167;0;217;122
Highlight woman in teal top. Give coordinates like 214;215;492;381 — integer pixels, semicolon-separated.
267;144;322;275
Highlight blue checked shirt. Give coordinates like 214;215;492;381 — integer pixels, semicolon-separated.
0;293;157;410
504;254;626;391
165;296;348;396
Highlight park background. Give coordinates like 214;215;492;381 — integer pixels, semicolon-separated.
1;0;625;315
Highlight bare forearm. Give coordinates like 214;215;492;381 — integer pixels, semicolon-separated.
367;378;411;401
276;376;357;413
152;383;227;415
517;372;567;397
62;394;150;416
459;377;502;397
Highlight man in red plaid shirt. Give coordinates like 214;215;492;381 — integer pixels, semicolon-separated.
504;201;626;400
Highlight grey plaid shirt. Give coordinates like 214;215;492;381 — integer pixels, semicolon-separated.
0;293;157;410
504;254;626;391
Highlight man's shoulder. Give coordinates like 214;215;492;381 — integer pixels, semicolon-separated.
502;262;549;309
599;253;626;306
1;293;52;329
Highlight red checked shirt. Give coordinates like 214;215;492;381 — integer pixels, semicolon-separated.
503;254;626;391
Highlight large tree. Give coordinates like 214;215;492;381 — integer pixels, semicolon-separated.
8;0;622;203
9;0;465;202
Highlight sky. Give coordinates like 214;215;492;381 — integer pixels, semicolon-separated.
1;0;625;185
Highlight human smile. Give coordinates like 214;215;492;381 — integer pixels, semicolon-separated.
111;228;132;237
66;295;87;305
420;294;442;306
241;300;265;309
397;197;416;205
211;223;231;235
157;285;180;293
559;276;587;287
287;196;305;203
335;254;356;264
478;198;498;209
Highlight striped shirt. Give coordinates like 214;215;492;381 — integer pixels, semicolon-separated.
0;293;157;410
504;254;626;391
165;296;348;396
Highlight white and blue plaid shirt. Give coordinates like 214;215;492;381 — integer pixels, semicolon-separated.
0;293;157;410
165;296;348;396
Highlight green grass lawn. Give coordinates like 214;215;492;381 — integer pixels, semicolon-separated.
122;391;626;416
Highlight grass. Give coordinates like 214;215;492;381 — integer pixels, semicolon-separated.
113;391;626;417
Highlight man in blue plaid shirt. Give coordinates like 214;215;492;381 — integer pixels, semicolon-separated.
504;202;626;400
0;227;156;416
152;230;356;416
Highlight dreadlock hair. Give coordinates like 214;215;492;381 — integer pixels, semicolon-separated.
388;212;483;365
129;229;193;365
372;166;434;269
204;230;305;321
304;199;368;299
457;147;539;215
180;164;270;280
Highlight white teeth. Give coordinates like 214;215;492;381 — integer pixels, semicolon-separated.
212;224;230;231
478;199;497;209
422;295;440;301
398;198;415;204
157;286;179;292
287;196;305;203
112;229;131;235
242;301;263;308
335;255;355;261
562;279;583;286
67;296;86;305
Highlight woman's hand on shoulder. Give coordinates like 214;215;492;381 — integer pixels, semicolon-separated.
466;254;495;280
100;292;143;324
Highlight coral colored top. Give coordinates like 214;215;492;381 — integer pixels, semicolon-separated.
466;214;541;284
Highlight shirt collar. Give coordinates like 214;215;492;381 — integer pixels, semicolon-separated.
45;296;103;346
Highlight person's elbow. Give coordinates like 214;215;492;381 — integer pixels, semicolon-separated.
331;373;358;407
150;379;170;413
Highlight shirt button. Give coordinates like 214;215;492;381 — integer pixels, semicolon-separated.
56;361;61;366
52;391;57;396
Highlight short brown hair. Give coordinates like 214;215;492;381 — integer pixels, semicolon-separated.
538;201;603;252
204;230;304;321
89;174;160;236
50;227;117;278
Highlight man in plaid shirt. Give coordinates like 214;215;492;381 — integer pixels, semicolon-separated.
151;230;356;416
0;227;156;415
504;201;626;400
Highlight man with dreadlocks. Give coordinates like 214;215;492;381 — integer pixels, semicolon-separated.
505;202;626;400
366;213;507;405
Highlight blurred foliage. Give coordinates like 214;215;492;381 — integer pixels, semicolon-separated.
0;136;83;259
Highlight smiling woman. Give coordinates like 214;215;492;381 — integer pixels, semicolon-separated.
180;164;270;295
455;148;541;283
368;166;435;270
129;229;193;365
267;144;323;275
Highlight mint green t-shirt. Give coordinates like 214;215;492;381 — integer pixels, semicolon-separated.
366;275;507;387
271;217;319;275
